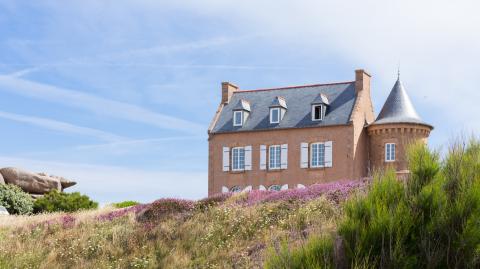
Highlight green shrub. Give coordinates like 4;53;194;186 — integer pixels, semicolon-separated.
265;236;335;269
0;184;33;215
112;200;139;208
267;140;480;268
33;190;98;213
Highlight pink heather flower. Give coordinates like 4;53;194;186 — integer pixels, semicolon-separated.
242;180;366;205
97;204;148;222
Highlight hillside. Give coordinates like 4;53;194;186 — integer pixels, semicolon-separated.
0;181;363;269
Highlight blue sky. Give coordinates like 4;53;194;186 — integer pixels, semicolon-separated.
0;1;478;203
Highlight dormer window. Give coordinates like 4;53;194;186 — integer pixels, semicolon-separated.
232;99;251;127
233;111;243;126
312;105;324;121
311;94;329;121
270;108;280;123
269;96;287;124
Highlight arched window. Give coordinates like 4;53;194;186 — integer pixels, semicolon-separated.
268;185;281;191
230;186;242;193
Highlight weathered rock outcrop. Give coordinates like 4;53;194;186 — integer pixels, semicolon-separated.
0;167;76;195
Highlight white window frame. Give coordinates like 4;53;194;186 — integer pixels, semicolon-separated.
270;108;280;124
233;111;243;126
231;147;245;171
269;145;281;170
310;142;326;168
385;143;396;162
311;105;323;121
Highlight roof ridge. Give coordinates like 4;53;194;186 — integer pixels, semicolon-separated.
238;80;355;93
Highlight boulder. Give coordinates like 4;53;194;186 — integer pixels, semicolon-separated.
0;167;62;194
37;173;76;189
0;172;4;185
0;206;8;215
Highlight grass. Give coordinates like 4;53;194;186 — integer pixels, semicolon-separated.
0;181;362;268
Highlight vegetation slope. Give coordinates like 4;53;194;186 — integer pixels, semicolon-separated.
0;181;363;268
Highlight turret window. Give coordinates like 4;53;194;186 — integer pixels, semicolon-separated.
385;143;396;162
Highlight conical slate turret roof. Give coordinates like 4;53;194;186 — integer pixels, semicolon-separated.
373;78;431;127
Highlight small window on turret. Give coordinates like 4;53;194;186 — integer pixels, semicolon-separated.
385;143;396;162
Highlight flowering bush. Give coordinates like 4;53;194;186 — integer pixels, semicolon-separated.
241;180;365;205
97;204;147;222
195;192;232;212
32;214;77;230
136;198;194;223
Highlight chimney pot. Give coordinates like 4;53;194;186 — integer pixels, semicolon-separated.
221;82;239;104
355;69;371;94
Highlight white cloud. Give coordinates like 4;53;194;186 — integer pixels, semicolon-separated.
0;110;125;142
72;135;204;153
0;156;207;203
165;0;480;143
0;74;204;134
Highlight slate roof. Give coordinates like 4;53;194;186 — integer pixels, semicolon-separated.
372;78;432;127
210;82;356;133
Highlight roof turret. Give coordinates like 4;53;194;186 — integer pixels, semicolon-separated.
373;78;431;128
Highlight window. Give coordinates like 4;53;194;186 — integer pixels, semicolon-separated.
268;185;281;191
270;108;280;124
310;143;325;167
269;145;281;169
232;147;245;171
385;143;396;162
230;186;242;193
312;105;324;121
233;111;243;126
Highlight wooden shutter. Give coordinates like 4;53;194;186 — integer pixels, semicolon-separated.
222;147;230;171
281;144;288;169
260;145;267;170
325;141;333;167
300;142;309;168
281;184;288;190
244;146;252;170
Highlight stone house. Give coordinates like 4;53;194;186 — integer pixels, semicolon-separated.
207;69;433;196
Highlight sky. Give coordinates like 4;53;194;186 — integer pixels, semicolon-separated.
0;0;479;204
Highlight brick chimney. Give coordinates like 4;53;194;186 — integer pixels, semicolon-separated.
355;69;371;94
221;82;239;104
